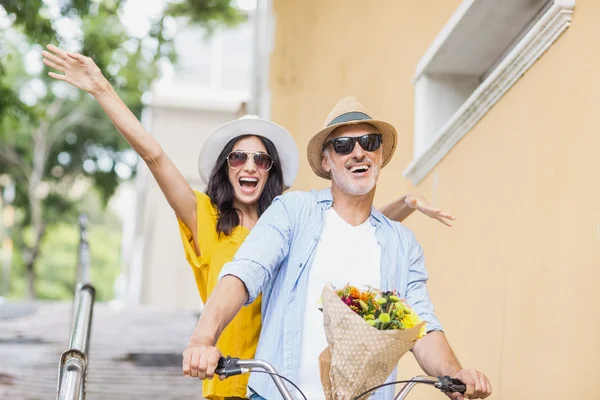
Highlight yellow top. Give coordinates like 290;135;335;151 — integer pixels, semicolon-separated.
178;191;262;400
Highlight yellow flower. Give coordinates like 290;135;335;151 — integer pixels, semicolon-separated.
401;310;421;329
376;298;387;305
359;300;369;312
379;313;391;323
366;319;376;326
402;310;427;338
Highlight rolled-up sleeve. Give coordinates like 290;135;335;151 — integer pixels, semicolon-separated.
219;196;293;305
405;234;443;333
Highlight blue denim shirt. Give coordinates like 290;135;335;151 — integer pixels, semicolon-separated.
219;188;443;400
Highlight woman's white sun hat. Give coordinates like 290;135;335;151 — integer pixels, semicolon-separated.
198;115;299;189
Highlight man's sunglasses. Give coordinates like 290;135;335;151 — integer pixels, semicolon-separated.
227;151;273;172
322;133;383;155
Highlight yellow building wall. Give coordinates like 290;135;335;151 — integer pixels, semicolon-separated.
270;1;600;399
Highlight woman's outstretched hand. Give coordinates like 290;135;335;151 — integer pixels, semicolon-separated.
405;193;456;227
42;44;109;95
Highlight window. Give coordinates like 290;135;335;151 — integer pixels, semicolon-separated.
404;0;575;185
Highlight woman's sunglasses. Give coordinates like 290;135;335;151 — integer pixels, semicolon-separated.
322;133;383;155
227;151;273;172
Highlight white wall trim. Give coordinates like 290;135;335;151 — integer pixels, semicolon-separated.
404;0;575;185
412;0;476;82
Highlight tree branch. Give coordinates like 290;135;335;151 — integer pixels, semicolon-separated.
0;145;30;179
39;99;65;165
48;112;103;146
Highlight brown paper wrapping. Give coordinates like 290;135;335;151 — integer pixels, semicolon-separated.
318;285;424;400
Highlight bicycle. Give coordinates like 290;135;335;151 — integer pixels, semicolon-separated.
215;356;466;400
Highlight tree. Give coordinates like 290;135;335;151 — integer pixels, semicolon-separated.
0;0;241;299
9;187;125;301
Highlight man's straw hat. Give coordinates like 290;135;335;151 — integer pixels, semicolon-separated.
307;97;397;179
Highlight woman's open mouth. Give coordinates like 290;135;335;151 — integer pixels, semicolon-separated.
239;177;259;194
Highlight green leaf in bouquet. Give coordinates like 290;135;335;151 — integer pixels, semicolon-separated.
390;319;405;330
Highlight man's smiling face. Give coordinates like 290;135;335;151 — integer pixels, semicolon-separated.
321;123;383;196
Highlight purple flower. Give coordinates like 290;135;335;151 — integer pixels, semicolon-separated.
341;296;361;315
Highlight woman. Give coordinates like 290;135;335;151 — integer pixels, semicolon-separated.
41;44;455;400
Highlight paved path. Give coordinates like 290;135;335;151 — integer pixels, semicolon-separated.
0;301;204;399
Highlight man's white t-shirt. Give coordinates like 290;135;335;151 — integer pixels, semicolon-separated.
296;207;381;400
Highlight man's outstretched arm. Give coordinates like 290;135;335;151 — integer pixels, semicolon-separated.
182;196;295;380
182;276;248;380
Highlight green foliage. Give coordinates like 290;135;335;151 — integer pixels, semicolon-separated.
5;188;124;301
166;0;243;33
7;220;123;301
0;0;56;43
0;0;240;207
0;0;240;299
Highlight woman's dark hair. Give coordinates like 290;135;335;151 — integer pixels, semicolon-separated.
206;134;284;236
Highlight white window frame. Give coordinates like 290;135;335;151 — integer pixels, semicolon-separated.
404;0;575;185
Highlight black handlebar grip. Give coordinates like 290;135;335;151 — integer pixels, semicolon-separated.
438;376;466;394
214;357;228;375
214;356;242;378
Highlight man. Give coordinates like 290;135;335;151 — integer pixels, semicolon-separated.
182;97;492;400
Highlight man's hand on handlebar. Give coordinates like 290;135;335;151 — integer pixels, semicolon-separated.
182;341;223;380
446;369;492;400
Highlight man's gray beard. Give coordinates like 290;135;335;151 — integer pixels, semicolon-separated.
329;161;380;196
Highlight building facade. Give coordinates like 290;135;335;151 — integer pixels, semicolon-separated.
268;0;599;398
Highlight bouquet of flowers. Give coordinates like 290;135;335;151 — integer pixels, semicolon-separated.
318;284;426;400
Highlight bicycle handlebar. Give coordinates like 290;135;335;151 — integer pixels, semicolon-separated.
215;356;465;400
